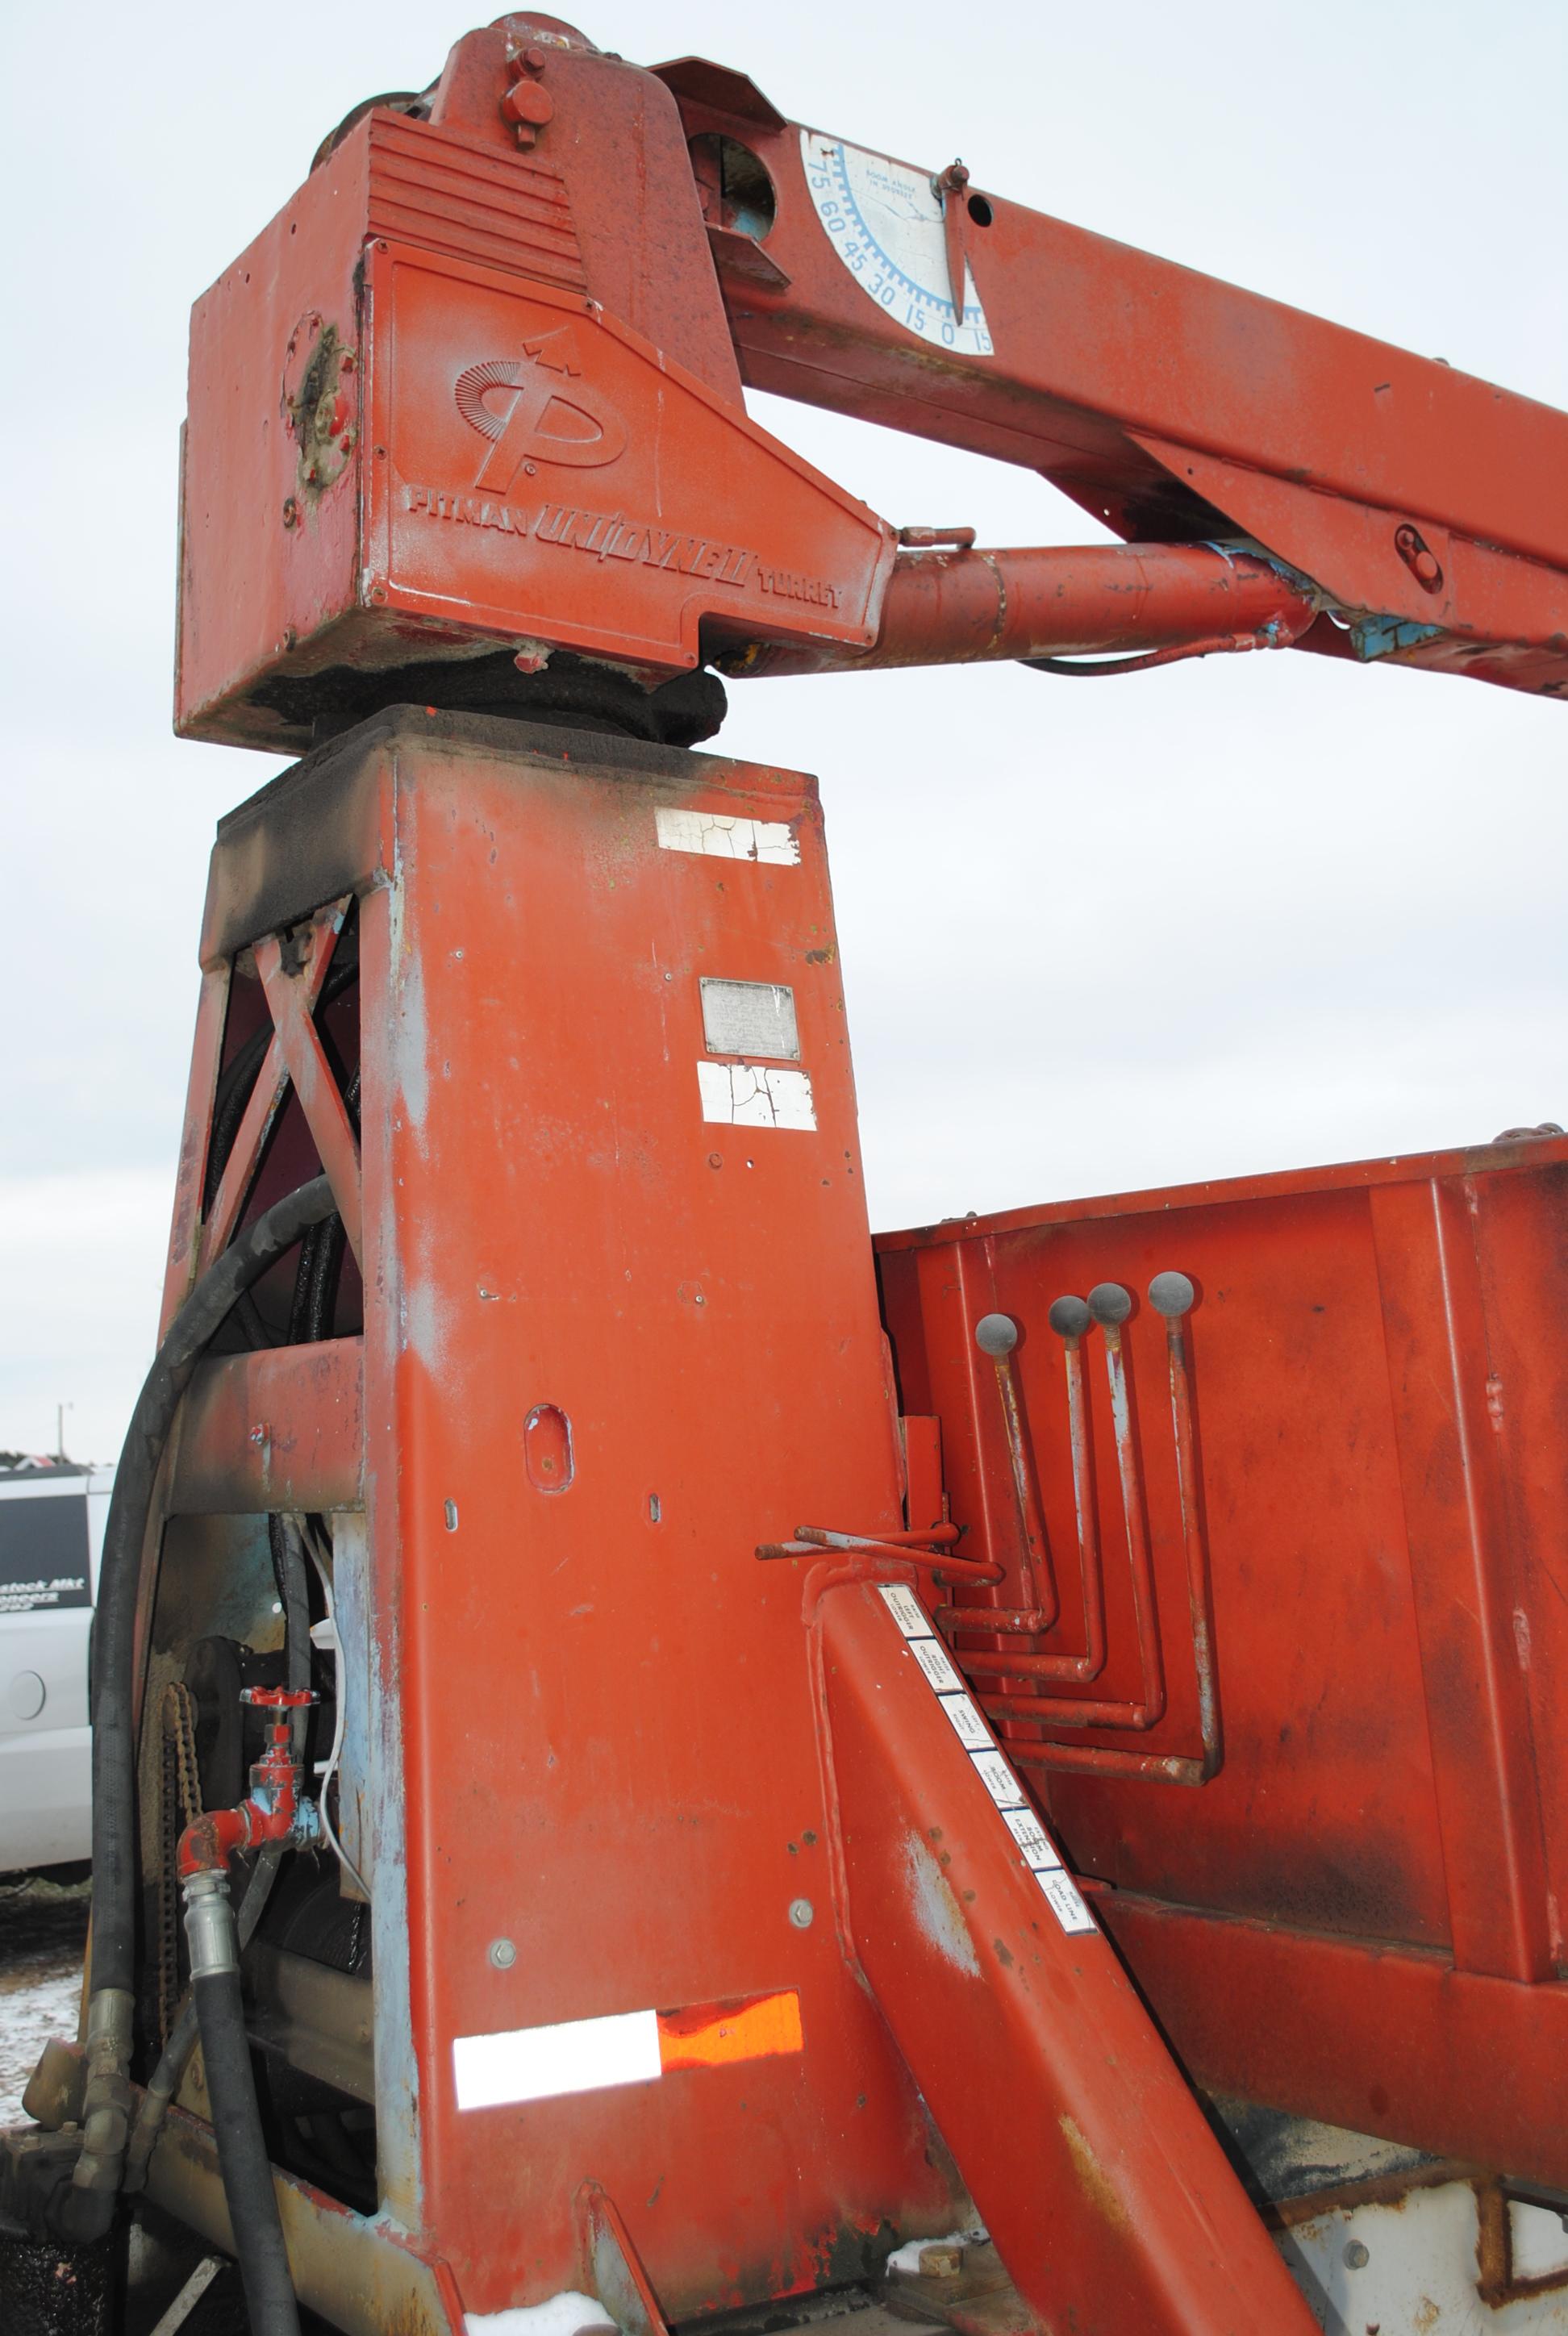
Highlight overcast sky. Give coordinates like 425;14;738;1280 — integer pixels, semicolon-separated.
2;2;1565;1462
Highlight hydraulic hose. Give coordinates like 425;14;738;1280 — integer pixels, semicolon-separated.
186;1874;302;2336
126;1524;315;2190
73;1175;337;2228
123;1842;283;2193
287;1066;358;1349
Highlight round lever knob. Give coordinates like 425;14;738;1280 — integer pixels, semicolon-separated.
974;1312;1019;1358
1148;1270;1196;1320
1047;1295;1092;1340
1087;1282;1132;1326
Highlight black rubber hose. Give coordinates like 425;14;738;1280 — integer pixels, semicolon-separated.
90;1177;337;2002
287;1067;359;1349
122;1846;283;2193
194;1965;302;2336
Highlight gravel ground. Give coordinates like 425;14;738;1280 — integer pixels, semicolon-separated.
0;1867;90;2125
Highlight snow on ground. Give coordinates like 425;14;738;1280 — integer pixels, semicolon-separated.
0;1870;89;2124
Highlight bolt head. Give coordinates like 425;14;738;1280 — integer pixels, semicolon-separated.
503;79;555;127
788;1896;815;1929
1342;2238;1370;2270
489;1938;517;1969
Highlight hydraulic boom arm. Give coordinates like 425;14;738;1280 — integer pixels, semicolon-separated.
173;15;1568;755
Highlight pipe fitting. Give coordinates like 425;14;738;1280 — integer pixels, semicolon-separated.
177;1688;321;1881
183;1868;240;1979
70;1987;136;2195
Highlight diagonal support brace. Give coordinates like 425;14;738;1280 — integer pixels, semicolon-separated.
811;1575;1313;2335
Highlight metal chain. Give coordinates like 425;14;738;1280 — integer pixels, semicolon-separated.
156;1681;202;2048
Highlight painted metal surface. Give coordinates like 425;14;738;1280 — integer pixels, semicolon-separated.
177;16;1568;760
874;1134;1568;2180
661;65;1568;686
167;1337;364;1516
180;712;960;2316
725;542;1317;678
71;15;1568;2332
816;1576;1316;2333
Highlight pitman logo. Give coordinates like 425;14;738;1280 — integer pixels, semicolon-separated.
455;327;627;493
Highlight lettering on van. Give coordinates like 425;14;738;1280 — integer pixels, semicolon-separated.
0;1495;91;1612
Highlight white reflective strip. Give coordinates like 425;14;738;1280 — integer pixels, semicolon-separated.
452;2007;661;2110
1001;1805;1062;1870
697;1060;816;1131
878;1583;933;1640
969;1748;1027;1809
657;806;799;865
909;1636;964;1694
1035;1866;1097;1935
936;1692;991;1750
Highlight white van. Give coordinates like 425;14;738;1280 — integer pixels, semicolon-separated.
0;1465;112;1872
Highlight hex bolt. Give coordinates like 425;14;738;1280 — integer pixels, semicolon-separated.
1342;2239;1370;2270
1087;1281;1132;1327
488;1938;516;1970
974;1312;1018;1357
788;1897;815;1929
1148;1270;1195;1320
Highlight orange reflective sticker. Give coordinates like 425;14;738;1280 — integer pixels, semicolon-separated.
657;1989;803;2073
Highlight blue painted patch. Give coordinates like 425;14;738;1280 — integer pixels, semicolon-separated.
1352;615;1443;662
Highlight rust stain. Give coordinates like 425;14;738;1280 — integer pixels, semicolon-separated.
1058;2114;1129;2234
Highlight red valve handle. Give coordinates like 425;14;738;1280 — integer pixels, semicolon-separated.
240;1686;320;1708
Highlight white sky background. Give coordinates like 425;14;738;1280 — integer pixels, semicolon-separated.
2;3;1565;1460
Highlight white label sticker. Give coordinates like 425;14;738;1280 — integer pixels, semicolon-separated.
1001;1805;1062;1871
452;2007;661;2110
909;1636;964;1694
936;1693;991;1750
801;130;994;358
878;1583;933;1640
969;1748;1027;1809
700;978;800;1062
1035;1867;1097;1936
656;806;799;865
697;1060;816;1132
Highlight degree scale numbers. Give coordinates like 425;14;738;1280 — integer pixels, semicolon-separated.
802;131;995;359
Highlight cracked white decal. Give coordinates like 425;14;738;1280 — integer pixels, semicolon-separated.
656;806;799;865
696;1061;816;1132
